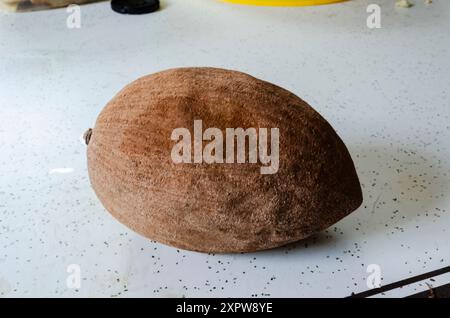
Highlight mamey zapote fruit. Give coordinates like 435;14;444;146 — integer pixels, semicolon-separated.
85;67;362;253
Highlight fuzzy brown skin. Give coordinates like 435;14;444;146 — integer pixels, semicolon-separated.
87;67;362;253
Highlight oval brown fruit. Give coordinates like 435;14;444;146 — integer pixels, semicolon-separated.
86;67;362;253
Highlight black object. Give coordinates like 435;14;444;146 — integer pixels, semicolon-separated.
348;265;450;298
111;0;160;14
407;282;450;298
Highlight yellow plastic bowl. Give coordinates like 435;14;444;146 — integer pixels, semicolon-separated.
221;0;347;6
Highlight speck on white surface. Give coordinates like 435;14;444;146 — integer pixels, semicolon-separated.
0;0;449;297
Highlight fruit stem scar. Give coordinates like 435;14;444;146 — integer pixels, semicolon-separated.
84;128;93;145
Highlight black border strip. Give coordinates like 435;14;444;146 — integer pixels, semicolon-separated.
348;265;450;298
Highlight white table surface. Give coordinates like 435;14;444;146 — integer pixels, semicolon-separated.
1;0;449;298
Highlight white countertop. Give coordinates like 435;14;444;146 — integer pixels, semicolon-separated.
1;0;449;297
